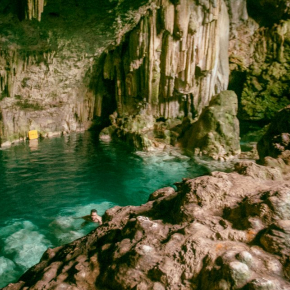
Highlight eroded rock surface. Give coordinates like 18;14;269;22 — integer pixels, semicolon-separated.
0;0;289;152
0;0;153;145
226;0;290;123
97;0;229;121
98;0;232;154
4;164;290;290
99;90;241;159
233;12;290;123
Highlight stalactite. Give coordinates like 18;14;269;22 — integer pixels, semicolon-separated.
25;0;46;21
96;0;230;120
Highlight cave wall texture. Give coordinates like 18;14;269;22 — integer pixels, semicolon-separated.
96;0;230;121
0;0;290;149
0;0;152;145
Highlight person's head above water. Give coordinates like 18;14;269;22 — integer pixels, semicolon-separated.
90;209;99;222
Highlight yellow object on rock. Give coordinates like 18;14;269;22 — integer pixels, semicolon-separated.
28;130;38;140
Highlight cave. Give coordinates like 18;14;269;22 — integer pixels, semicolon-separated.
1;0;290;289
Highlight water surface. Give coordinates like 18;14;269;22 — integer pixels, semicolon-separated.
0;132;227;287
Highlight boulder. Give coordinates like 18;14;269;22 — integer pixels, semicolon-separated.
99;114;156;151
234;160;283;180
180;90;241;160
260;220;290;256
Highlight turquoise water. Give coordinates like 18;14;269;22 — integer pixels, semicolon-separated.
0;132;220;287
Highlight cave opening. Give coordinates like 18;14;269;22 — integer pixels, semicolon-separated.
228;69;269;145
228;69;246;117
90;77;117;133
246;0;289;27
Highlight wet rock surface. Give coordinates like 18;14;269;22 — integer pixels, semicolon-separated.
99;90;241;160
3;164;290;290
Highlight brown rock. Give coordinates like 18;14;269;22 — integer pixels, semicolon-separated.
235;160;283;180
148;187;176;201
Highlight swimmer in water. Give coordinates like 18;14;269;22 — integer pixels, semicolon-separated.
82;209;102;225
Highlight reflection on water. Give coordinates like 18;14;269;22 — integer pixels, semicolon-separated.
0;132;230;287
28;139;39;151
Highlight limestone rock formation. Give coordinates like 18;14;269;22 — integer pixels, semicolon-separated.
99;113;157;151
3;163;290;290
179;90;240;160
0;0;290;150
0;0;232;151
227;0;290;122
96;0;230;121
25;0;46;21
0;47;96;146
239;22;290;122
95;0;234;154
99;90;241;158
0;0;153;146
89;0;290;150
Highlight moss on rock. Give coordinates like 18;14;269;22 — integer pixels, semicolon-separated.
180;90;241;160
240;61;290;121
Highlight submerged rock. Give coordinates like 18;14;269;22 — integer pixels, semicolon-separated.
4;163;290;290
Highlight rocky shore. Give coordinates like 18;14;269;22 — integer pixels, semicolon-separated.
3;160;290;290
1;0;289;156
3;108;290;289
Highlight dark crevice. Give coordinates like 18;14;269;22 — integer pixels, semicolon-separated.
48;12;60;17
228;69;246;120
247;0;290;27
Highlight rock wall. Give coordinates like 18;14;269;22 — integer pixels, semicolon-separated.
25;0;46;21
227;0;290;123
97;0;230;121
0;0;233;152
0;48;96;146
239;21;290;121
1;0;289;149
97;0;290;151
0;0;152;146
